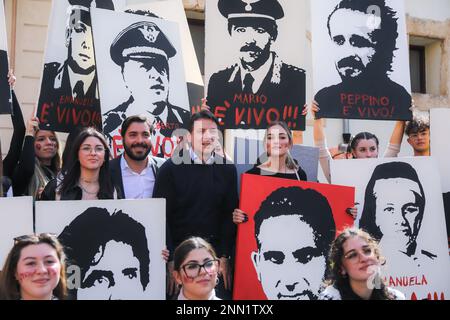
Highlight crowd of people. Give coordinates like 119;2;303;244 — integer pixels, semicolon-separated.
0;71;431;300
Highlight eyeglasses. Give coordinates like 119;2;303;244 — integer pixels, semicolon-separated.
14;233;58;245
80;146;106;154
181;259;220;279
343;246;375;262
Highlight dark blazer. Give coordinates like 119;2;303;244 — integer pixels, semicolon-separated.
109;154;166;199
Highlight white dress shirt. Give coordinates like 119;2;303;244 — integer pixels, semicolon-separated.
120;156;155;199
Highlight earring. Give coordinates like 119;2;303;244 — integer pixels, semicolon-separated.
215;277;220;286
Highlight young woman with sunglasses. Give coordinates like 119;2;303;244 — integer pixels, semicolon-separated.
0;233;67;300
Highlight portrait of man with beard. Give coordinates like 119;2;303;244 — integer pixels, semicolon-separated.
314;0;412;121
206;0;306;130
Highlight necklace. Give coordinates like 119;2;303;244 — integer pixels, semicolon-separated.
78;182;99;195
80;177;99;184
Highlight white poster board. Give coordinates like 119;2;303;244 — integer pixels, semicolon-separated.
92;8;189;158
331;157;450;300
0;197;34;268
35;199;166;300
126;0;204;111
36;0;126;132
311;0;412;120
205;0;307;130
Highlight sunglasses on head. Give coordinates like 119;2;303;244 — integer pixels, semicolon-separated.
13;233;58;245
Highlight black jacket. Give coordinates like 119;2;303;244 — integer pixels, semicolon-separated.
153;150;238;258
39;178;115;201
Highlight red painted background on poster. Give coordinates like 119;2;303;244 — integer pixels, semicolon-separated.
232;174;355;300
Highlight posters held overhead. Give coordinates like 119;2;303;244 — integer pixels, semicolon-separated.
206;0;307;130
311;0;412;121
36;0;126;133
92;8;190;158
126;0;203;115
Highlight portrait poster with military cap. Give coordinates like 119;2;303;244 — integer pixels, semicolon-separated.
233;174;354;300
91;8;190;158
311;0;412;121
331;157;450;300
430;108;450;253
35;199;166;300
125;0;203;115
0;0;12;114
35;0;126;133
206;0;307;130
0;197;33;268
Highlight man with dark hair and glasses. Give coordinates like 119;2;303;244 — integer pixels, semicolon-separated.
251;186;336;300
58;207;150;300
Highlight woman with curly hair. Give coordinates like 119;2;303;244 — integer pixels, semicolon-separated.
319;228;405;300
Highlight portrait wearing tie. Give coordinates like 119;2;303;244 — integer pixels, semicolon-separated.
206;0;306;130
36;0;120;133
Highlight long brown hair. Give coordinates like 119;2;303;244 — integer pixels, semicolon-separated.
263;121;298;170
324;228;394;300
0;233;67;300
34;129;62;174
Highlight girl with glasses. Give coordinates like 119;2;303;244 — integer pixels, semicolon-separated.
319;228;405;300
173;237;221;300
0;233;67;300
40;127;116;200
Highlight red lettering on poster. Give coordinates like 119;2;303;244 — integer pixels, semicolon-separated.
340;93;395;119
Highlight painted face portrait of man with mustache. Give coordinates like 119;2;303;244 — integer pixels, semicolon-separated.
229;18;277;72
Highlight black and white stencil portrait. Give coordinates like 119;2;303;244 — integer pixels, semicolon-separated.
206;0;307;130
91;8;190;158
35;199;166;300
36;0;125;133
0;197;33;268
331;157;450;300
312;0;412;121
430;108;450;253
0;0;12;114
234;174;354;300
126;0;204;115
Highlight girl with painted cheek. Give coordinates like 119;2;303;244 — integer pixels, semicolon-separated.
0;233;67;300
12;115;61;199
173;237;221;300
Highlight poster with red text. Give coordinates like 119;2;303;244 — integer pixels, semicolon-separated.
331;157;450;300
233;174;354;300
36;0;125;133
205;0;307;130
311;0;412;120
